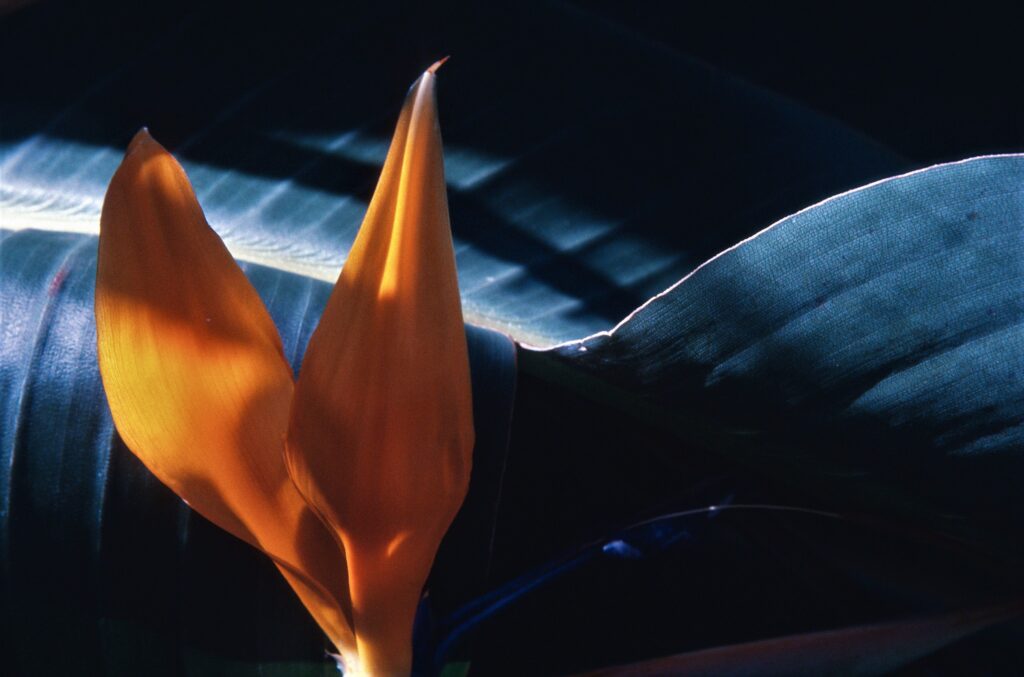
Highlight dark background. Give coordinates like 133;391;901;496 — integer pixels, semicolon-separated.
577;3;1022;164
4;1;1021;165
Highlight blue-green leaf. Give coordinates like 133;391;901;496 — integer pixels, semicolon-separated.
545;155;1024;550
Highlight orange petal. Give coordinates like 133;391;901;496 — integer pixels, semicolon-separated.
95;130;356;660
286;63;474;675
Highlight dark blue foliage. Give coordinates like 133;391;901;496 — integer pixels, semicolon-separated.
550;155;1024;556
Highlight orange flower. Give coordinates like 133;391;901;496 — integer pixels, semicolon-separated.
95;60;472;675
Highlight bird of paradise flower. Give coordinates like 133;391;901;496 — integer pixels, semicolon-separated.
94;60;467;675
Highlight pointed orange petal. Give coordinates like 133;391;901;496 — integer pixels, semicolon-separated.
95;130;355;658
286;67;474;674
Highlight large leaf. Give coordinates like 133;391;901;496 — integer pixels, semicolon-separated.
0;0;908;347
538;155;1024;553
0;227;516;675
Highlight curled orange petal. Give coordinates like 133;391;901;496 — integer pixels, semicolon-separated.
95;130;356;660
286;63;474;675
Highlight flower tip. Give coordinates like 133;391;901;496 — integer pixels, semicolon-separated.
427;55;450;75
126;126;156;156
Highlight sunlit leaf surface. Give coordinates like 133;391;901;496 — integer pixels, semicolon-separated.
0;1;907;347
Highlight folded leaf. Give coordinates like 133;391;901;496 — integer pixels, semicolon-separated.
286;63;474;674
94;130;355;658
